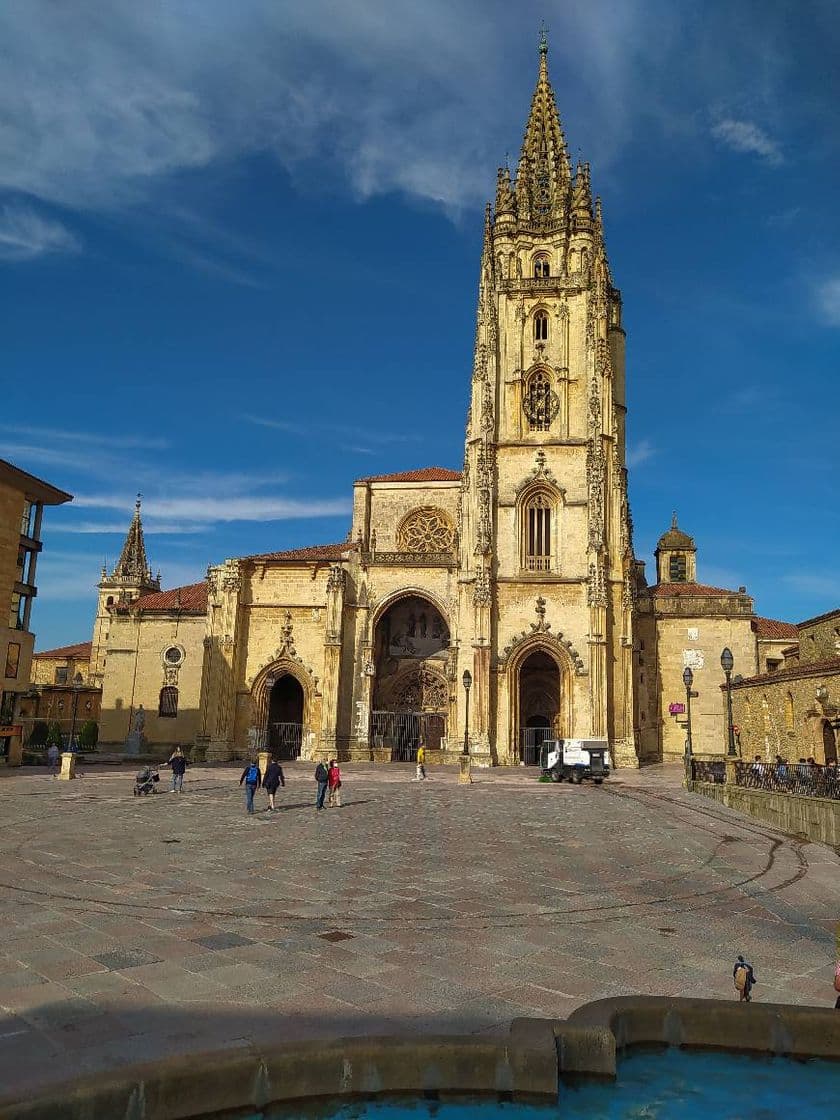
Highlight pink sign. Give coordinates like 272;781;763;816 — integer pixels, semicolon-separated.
668;702;686;715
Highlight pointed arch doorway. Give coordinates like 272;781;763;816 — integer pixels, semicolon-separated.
267;673;304;759
517;649;561;765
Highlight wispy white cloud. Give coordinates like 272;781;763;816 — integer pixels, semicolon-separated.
34;551;203;603
0;423;169;450
782;572;840;599
243;414;421;445
711;118;782;165
627;439;656;468
0;202;80;261
815;277;840;326
53;521;206;535
73;491;350;524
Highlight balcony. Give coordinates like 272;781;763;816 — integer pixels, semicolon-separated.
525;555;552;572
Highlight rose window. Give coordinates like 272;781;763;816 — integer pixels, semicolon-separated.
398;508;455;554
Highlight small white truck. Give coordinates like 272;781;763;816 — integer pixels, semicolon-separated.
539;738;610;784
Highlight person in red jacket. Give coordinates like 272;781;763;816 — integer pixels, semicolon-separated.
327;759;342;808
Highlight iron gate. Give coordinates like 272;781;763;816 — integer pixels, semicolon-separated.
370;711;446;761
520;727;552;766
268;722;303;760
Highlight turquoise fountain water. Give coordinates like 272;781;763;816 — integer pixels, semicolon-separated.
260;1048;840;1119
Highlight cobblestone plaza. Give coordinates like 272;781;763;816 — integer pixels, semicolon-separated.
0;763;837;1098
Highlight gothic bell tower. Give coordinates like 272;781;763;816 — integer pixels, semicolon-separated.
458;34;638;766
89;496;160;687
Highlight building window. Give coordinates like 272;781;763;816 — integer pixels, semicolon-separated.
766;659;781;673
525;493;552;571
4;644;20;680
523;369;559;432
54;666;69;685
8;593;26;631
533;255;550;278
785;692;794;731
669;553;687;582
163;646;185;668
533;310;548;342
159;686;178;718
20;502;34;537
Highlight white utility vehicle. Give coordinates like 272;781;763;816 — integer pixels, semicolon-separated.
540;738;610;784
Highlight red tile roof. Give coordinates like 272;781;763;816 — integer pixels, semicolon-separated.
34;641;92;660
652;582;749;598
731;655;840;688
753;616;798;641
131;582;208;613
356;467;461;484
247;542;349;563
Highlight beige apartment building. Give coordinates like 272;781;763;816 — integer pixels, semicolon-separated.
0;458;72;741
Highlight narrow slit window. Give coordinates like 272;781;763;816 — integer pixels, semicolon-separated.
534;311;548;342
525;494;552;572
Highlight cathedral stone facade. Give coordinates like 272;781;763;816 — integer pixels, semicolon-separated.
58;43;803;768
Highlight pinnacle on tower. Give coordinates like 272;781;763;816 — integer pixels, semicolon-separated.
571;160;592;223
514;31;571;228
112;494;154;583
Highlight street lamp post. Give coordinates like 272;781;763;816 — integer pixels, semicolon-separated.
462;670;472;756
68;673;83;752
720;647;737;757
682;665;694;781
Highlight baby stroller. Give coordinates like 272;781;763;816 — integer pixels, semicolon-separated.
133;766;160;796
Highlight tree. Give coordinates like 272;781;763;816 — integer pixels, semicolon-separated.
46;721;63;749
78;720;98;750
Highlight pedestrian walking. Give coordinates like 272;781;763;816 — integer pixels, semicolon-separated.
239;759;262;814
416;742;427;781
263;757;286;811
167;747;187;793
733;954;757;1002
47;743;60;777
327;759;342;807
314;760;329;810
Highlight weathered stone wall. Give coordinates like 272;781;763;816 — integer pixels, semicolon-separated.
731;664;840;763
30;652;91;687
653;610;756;761
798;611;840;665
690;779;840;847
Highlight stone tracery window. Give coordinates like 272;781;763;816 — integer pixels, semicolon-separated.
524;491;554;572
523;369;559;432
534;310;548;342
533;254;550;278
397;508;455;554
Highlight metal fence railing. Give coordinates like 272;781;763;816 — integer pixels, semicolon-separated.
267;722;304;760
520;728;553;766
736;760;840;800
691;759;726;784
369;712;446;761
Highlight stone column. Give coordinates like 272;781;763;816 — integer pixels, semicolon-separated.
59;752;76;781
320;565;347;757
206;560;243;761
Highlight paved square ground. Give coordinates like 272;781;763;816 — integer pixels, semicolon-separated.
0;760;837;1097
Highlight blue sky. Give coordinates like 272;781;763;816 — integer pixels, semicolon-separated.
1;0;838;651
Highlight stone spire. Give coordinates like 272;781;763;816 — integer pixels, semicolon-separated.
514;32;571;227
112;495;154;583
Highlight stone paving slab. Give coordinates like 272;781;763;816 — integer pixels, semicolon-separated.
0;760;837;1098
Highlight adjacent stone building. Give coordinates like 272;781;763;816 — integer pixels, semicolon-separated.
729;608;840;764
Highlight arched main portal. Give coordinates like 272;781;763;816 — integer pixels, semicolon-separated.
822;720;837;765
267;673;304;759
371;593;450;761
517;649;561;765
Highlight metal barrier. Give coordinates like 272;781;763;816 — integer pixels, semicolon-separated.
691;759;726;784
267;722;303;760
520;728;552;766
370;712;446;761
736;760;840;800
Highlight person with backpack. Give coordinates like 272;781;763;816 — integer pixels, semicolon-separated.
314;760;329;810
239;759;262;814
263;757;286;811
733;954;756;1002
327;759;342;807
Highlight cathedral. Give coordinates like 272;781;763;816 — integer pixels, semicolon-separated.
49;42;797;768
